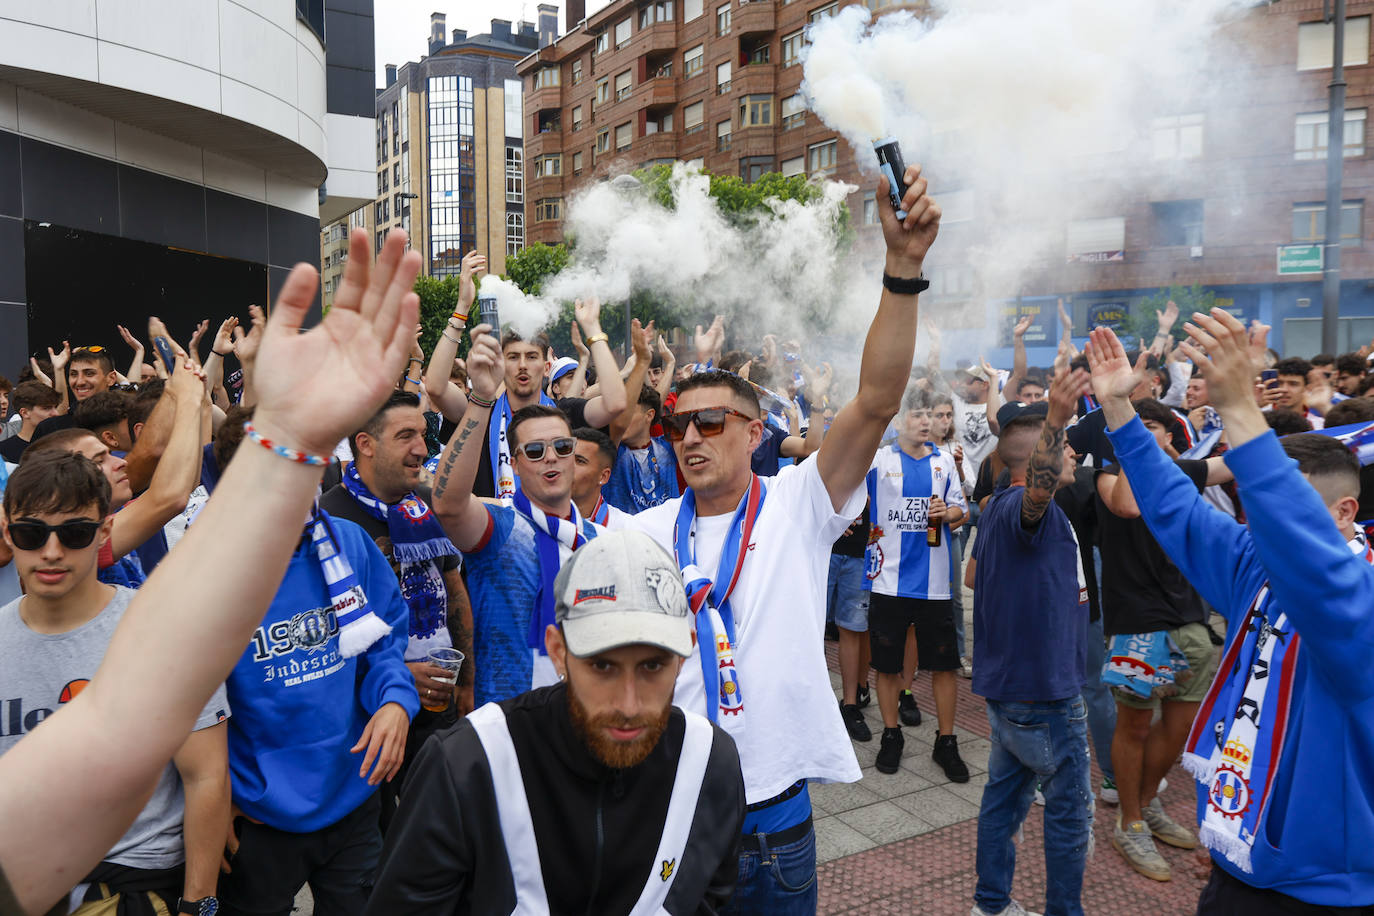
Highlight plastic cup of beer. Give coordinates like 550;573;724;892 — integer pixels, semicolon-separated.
424;647;464;712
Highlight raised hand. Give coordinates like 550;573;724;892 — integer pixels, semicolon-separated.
117;325;144;353
211;318;238;357
458;250;486;315
1158;300;1180;337
1046;367;1092;427
27;357;52;388
656;334;674;365
1013;315;1033;337
231;305;266;364
1085;327;1149;403
465;324;505;401
1178;310;1268;412
877;163;941;277
573;297;603;336
187;319;210;364
249;227;421;457
48;341;71;374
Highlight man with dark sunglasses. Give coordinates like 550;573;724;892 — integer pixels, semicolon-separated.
623;164;943;913
430;324;602;707
0;452;230;916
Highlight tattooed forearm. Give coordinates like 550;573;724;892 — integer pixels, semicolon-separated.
445;571;474;687
432;417;481;500
1020;421;1066;529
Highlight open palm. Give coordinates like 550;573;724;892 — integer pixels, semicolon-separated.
1085;327;1142;400
253;229;421;455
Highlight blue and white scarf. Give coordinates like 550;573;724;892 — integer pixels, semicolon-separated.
512;489;597;655
606;438;679;513
1181;407;1225;460
673;475;766;740
342;463;457;647
489;391;556;500
1102;630;1191;699
311;508;391;658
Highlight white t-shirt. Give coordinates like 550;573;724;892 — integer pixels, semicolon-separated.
626;454;865;803
952;393;996;482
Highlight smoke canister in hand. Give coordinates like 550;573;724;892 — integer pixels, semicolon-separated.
477;295;500;332
874;138;910;221
926;494;941;548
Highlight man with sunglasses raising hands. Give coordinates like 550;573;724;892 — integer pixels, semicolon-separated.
430;325;601;707
623;164;941;914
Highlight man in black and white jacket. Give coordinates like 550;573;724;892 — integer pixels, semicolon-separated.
367;530;745;915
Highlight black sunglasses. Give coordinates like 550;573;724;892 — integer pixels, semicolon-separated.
661;407;754;442
7;518;102;551
517;437;576;461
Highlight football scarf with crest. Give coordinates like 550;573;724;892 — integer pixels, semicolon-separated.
490;391;556;500
342;462;457;645
310;508;390;658
513;489;597;655
673;475;766;738
1182;535;1374;871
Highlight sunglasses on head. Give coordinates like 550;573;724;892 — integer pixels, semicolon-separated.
7;518;102;551
74;346;106;354
516;437;575;461
661;407;754;442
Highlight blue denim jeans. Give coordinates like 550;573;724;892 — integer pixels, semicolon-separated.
1081;611;1116;782
975;697;1093;916
723;823;818;916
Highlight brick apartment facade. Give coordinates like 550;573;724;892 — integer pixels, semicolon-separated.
517;0;1374;359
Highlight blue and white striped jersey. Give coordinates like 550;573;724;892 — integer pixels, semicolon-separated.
864;443;967;599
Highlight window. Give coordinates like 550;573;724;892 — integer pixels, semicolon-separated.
1150;199;1203;247
716;60;732;93
782;30;804;66
376;230;385;255
741;156;774;182
808;138;837;176
640;5;651;28
748;44;770;65
571;105;584;132
782;94;805;129
535;154;562;177
534;67;560;89
683;100;704;133
615;70;633;101
640;0;673;26
596;128;611;153
1298;16;1370;70
781;155;804;176
595;32;609;54
616;121;633;150
506;147;523;203
808;2;838;23
1066;217;1126;261
394;163;401;184
739;94;773;127
685;0;703;20
573;150;584;173
615;17;632;47
1295;109;1367;159
596;78;610;106
655;60;673;78
717;118;732;151
1151;114;1204;160
684;44;704;77
861;190;877;225
717;4;731;35
507;212;524;255
1293;200;1364;247
536;198;563;222
647;111;674;133
572;59;584;84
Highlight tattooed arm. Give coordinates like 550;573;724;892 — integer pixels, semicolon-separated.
442;566;475;715
430;325;502;551
1020;368;1091;530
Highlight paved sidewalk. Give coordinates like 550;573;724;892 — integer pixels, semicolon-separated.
815;639;1211;915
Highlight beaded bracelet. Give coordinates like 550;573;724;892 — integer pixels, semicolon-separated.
467;392;496;408
442;331;462;345
243;421;328;466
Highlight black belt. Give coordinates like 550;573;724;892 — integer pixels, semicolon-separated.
739;816;813;852
745;779;806;813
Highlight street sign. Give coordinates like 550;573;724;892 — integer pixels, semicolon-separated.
1277;244;1323;275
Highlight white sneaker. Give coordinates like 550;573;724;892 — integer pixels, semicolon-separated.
971;900;1041;916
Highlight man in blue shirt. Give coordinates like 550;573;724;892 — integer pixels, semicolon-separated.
1087;314;1374;913
965;367;1094;916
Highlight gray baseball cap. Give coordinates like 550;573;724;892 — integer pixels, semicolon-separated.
553;530;694;658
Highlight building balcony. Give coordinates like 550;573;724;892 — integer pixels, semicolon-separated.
733;64;776;96
527;83;563;115
734;0;777;37
639;20;680;55
733;125;776;158
525;130;564;158
632;75;679;109
528;173;566;197
636;130;680;161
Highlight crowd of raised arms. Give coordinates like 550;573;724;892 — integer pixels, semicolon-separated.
0;165;1370;916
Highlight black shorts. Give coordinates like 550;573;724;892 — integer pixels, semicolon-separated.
867;593;959;674
1197;863;1374;915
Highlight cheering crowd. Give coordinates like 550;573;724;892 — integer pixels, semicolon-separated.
0;163;1371;916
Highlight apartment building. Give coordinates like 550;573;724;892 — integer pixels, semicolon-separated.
319;206;374;308
368;9;557;280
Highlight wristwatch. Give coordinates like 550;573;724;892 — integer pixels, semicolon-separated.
882;272;930;295
177;897;219;915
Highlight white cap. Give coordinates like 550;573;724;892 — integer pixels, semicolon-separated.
553;530;693;658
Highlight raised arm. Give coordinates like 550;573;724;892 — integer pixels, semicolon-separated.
609;319;651;446
118;324;146;385
1020;367;1090;528
429;326;503;551
231;305;265;408
0;227;420;916
818;165;940;512
572;297;628;427
424;252;482;422
654;334;676;402
1148;300;1179;361
1005;314;1031;404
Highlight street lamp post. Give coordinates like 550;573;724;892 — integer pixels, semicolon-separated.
1322;0;1347;355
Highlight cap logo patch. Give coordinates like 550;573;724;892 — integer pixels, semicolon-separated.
574;585;616;605
645;568;688;616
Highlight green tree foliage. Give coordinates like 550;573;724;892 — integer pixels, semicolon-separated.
504;242;570;297
1127;283;1217;345
413;275;465;361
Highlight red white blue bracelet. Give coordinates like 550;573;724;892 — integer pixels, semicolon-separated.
243;421;329;466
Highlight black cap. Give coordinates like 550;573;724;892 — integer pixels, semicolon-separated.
995;399;1049;430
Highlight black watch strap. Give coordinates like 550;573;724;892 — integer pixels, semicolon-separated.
882;272;930;295
177;897;218;916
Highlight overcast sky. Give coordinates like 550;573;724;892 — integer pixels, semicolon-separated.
374;0;612;85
